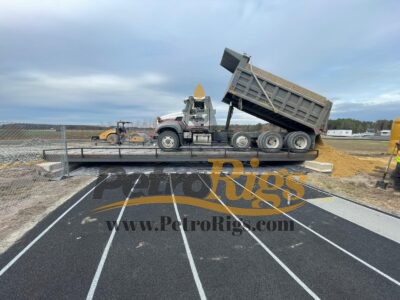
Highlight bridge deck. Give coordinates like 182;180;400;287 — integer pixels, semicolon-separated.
43;147;318;163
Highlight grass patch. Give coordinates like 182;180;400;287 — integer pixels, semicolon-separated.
324;139;389;154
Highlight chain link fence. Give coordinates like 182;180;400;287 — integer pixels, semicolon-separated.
0;123;59;163
0;123;101;202
0;122;157;201
0;121;158;253
0;123;64;205
0;123;105;252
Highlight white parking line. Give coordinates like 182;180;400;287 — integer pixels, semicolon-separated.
0;176;108;277
232;174;400;287
86;176;141;300
197;174;320;300
169;175;207;300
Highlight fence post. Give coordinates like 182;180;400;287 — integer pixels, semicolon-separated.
61;125;69;177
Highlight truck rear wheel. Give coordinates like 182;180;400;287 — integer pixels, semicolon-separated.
257;132;283;152
286;131;311;152
158;130;180;151
231;132;251;149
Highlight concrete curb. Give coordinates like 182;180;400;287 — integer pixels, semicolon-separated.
304;161;333;173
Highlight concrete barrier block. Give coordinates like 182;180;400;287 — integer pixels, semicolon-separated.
36;162;62;172
304;161;333;173
35;162;64;178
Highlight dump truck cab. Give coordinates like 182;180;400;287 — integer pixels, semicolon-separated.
155;84;218;150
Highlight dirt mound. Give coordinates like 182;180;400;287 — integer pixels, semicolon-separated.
315;139;380;177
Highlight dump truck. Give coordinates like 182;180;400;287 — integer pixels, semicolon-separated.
155;48;332;152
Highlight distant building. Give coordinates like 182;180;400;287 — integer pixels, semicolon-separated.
353;130;375;137
326;129;353;137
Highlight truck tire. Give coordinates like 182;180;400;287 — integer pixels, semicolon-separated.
286;131;312;152
158;130;180;151
283;132;292;149
107;133;118;144
231;132;251;149
257;132;283;152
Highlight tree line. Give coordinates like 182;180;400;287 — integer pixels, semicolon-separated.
327;119;393;133
1;119;394;133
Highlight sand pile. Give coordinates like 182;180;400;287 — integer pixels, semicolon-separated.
315;139;380;178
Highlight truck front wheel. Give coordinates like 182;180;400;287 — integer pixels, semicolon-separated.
158;130;180;151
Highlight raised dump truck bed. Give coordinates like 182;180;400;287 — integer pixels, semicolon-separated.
221;48;332;135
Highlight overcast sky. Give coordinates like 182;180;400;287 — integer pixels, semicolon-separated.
0;0;399;125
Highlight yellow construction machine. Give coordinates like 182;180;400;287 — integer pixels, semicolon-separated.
91;121;145;144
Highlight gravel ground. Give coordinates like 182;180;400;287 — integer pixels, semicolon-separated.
0;164;96;254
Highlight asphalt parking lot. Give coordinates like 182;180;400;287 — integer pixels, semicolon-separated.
0;167;399;299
